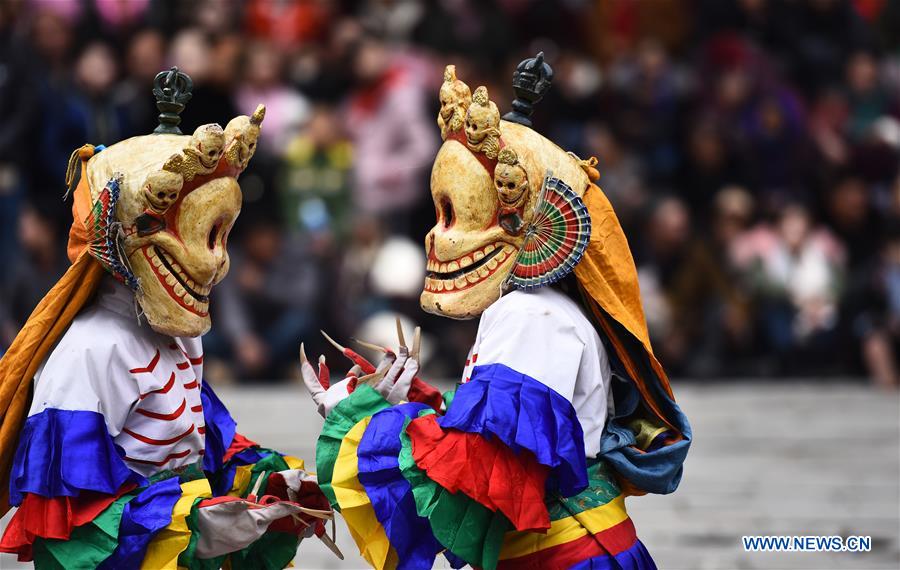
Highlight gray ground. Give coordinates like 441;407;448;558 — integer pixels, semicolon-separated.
1;381;898;570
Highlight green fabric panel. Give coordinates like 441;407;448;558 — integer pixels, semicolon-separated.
226;531;300;570
246;448;292;497
547;460;621;521
32;493;132;569
191;553;227;570
442;388;456;409
315;384;390;509
31;541;65;570
398;411;510;570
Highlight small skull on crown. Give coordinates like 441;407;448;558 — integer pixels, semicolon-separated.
465;86;501;159
224;104;266;169
494;148;528;208
161;124;226;182
437;65;471;140
142;170;184;215
494;148;529;235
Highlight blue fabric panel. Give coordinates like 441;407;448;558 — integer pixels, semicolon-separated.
357;402;444;570
9;408;145;505
200;382;237;474
439;362;588;496
98;477;183;568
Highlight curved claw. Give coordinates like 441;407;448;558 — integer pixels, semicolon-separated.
319;519;344;559
320;330;346;353
396;317;407;351
351;337;394;355
299;343;309;366
357;370;387;386
411;326;421;362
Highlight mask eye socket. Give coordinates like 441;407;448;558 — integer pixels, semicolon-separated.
441;198;453;229
507;182;515;189
208;222;221;250
156;192;165;199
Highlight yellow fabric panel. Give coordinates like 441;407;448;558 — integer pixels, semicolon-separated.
228;464;254;497
141;478;213;570
283;455;305;470
0;153;105;515
332;417;397;570
499;494;629;560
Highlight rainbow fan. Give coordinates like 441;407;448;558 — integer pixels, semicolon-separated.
85;174;140;290
506;174;591;290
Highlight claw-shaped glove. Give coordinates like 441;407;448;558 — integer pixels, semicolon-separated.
300;345;362;418
372;320;420;404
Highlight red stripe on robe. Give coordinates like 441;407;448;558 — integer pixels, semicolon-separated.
407;414;550;532
496;517;639;570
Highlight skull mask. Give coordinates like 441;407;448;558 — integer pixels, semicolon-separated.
421;118;590;319
85;109;265;337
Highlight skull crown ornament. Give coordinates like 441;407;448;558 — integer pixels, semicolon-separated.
421;55;594;319
83;67;265;337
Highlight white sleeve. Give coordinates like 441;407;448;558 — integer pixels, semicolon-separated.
475;294;585;402
30;314;140;436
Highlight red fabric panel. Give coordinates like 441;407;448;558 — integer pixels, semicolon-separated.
223;432;259;462
408;378;444;411
407;414;550;532
496;517;638;570
0;483;137;561
265;472;330;533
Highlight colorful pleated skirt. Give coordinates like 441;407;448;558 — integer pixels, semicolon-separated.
497;461;656;570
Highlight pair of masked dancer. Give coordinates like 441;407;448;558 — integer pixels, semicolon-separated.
0;56;690;570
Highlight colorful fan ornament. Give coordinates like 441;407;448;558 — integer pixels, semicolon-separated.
505;172;591;290
85;174;140;290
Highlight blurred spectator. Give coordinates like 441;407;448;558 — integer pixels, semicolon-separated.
0;1;38;285
237;40;310;153
345;32;435;231
1;206;67;352
844;50;896;142
738;202;845;373
73;41;131;144
585;122;647;230
675;116;748;222
208;217;320;382
278;106;353;238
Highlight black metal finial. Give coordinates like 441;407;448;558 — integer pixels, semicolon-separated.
152;67;193;135
502;52;554;128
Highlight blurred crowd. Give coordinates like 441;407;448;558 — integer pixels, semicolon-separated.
1;0;899;386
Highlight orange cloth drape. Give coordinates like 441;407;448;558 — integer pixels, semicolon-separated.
574;183;675;417
0;149;105;514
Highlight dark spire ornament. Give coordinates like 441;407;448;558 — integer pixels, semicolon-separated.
152;67;193;135
502;52;554;128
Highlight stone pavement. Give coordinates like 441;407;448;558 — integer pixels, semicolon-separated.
1;381;897;569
